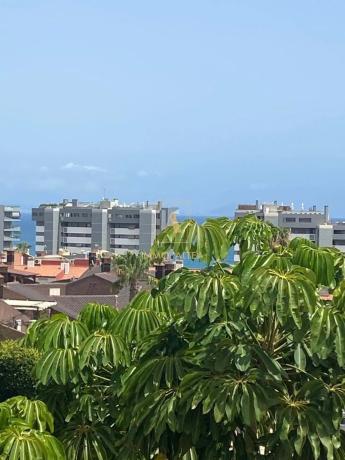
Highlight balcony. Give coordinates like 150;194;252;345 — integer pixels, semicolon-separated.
4;235;20;242
4;226;20;232
4;217;21;223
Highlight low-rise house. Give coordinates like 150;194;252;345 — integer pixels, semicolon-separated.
51;295;120;319
0;300;31;334
1;250;94;283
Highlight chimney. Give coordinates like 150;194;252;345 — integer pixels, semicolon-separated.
88;252;97;266
61;262;70;274
101;257;111;272
6;250;15;265
22;253;29;266
324;205;330;223
154;264;165;280
16;319;22;332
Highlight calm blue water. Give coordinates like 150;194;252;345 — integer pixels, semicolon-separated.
20;212;234;264
21;212;35;254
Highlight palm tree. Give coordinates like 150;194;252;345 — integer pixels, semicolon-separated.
270;225;291;249
15;241;31;254
112;251;150;301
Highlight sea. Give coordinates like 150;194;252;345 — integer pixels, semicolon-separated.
20;212;234;268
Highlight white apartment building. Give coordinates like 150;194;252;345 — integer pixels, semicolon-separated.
234;201;345;261
32;198;177;256
0;205;21;251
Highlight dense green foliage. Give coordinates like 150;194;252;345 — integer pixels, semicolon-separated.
0;340;39;401
2;215;345;458
0;396;64;459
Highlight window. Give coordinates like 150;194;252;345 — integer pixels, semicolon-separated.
114;234;139;239
291;228;316;234
299;218;312;223
333;240;345;246
61;232;92;238
62;222;91;227
285;217;296;223
110;223;139;229
61;243;91;248
111;244;140;250
334;230;345;235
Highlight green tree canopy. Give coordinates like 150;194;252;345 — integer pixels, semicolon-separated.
3;215;345;459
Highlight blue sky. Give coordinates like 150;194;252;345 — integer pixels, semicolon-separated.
1;1;345;216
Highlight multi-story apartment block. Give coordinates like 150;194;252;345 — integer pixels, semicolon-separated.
0;206;21;252
234;201;345;261
32;199;176;256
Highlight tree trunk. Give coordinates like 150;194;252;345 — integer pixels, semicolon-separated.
129;280;140;301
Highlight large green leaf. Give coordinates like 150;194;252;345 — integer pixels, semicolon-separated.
112;305;163;343
23;314;88;351
163;267;239;322
152;219;229;264
36;348;79;385
231;215;275;256
61;422;116;460
292;244;336;287
5;396;54;433
0;426;65;459
78;303;119;332
129;289;174;319
79;331;129;368
248;266;317;328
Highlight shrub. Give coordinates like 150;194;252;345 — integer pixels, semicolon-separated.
0;340;40;401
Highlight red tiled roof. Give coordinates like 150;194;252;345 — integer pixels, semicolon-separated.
7;268;37;277
10;264;89;281
55;266;90;281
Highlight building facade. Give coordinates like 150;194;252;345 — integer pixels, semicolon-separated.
234;201;345;261
0;206;21;252
32;199;176;255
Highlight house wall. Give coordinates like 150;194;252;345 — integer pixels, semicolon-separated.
65;275;113;295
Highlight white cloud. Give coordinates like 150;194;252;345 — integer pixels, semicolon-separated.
39;165;49;172
61;162;106;173
136;169;162;178
136;170;149;177
61;162;76;170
